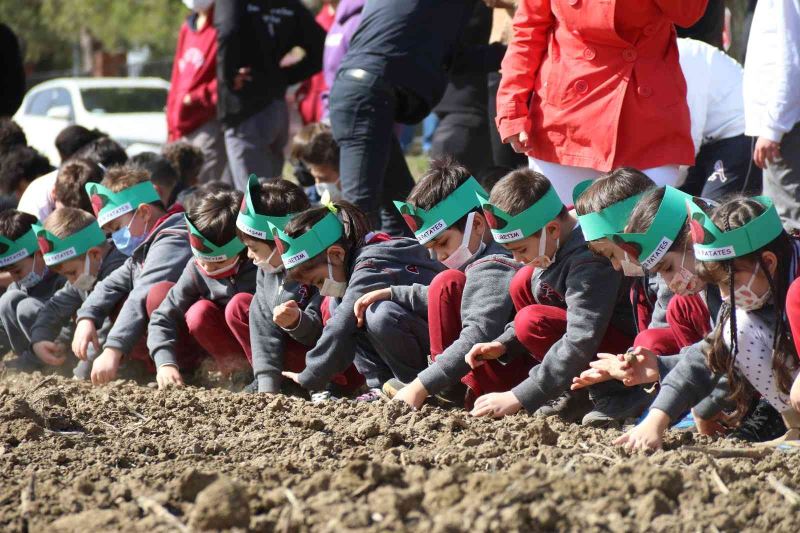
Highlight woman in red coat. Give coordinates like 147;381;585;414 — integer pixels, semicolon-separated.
496;0;707;202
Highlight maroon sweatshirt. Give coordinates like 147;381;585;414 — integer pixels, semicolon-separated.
167;9;218;140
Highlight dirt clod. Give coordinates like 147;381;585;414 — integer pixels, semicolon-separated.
189;478;250;530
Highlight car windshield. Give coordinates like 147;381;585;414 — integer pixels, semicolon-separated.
80;87;166;114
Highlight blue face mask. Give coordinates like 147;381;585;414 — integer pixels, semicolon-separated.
112;212;149;256
18;254;45;289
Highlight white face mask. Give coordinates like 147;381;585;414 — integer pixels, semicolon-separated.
320;256;347;298
621;252;645;277
441;212;486;270
182;0;214;12
254;247;283;274
72;254;98;292
528;230;558;270
667;242;701;296
315;181;343;204
730;262;772;311
18;254;45;289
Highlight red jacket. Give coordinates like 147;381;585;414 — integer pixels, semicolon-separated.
496;0;707;172
167;10;219;140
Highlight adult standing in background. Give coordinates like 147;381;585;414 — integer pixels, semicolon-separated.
0;23;25;118
329;0;481;235
168;0;229;185
215;0;325;189
744;0;800;231
496;0;707;203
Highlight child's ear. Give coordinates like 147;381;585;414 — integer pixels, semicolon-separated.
88;247;103;263
546;220;561;240
327;245;346;265
762;250;778;277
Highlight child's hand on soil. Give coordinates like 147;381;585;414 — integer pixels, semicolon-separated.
353;288;391;327
32;341;66;366
281;371;302;386
470;391;522;418
393;379;428;409
614;409;670;452
273;300;301;329
465;342;506;369
90;348;123;386
692;409;730;436
72;318;100;361
156;365;184;389
791;374;800;413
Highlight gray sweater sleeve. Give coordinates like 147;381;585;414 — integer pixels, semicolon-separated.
250;271;289;393
390;283;430;319
101;236;192;355
297;268;388;390
30;284;84;344
654;349;728;419
649;341;718;421
147;263;207;368
75;259;133;328
417;260;517;395
284;291;323;346
511;259;623;413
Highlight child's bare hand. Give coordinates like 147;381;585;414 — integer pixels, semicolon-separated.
470;391;522;418
353;288;391;327
72;319;99;361
465;341;506;369
281;371;302;386
393;379;428;410
156;365;184;390
692;409;731;436
32;341;66;366
571;366;613;390
90;348;122;386
273;300;301;329
614;409;670;452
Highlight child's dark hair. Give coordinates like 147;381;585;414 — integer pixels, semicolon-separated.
0;118;26;155
625;187;690;254
0;146;53;195
283;201;371;278
574;167;655;216
490;168;568;236
162;141;204;186
73;136;128;168
290;123;339;169
55;125;104;162
44;207;97;240
477;165;515;194
142;157;181;205
0;209;37;241
235;179;310;244
55;158;103;213
188;188;244;249
407;157;477;231
695;196;798;422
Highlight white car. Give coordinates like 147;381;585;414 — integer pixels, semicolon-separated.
13;77;170;164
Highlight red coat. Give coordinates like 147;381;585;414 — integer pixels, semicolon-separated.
167;10;219;141
496;0;707;172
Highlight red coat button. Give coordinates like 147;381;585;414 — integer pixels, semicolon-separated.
622;48;638;62
567;0;580;6
637;85;653;98
574;80;589;94
583;47;597;60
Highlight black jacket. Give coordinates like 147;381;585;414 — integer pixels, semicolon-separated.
0;24;25;117
215;0;325;126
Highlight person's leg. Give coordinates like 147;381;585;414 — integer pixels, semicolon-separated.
641;165;681;187
513;304;568;361
763;123;800;232
422;112;440;155
633;328;680;355
362;300;430;387
487;71;528;169
666;293;712;348
225;292;253;365
330;74;411;236
0;290;37;358
430;112;491;177
183;119;230;184
529;158;602;205
224;101;289;190
266;99;289;178
185;300;248;373
14;296;44;349
317;296;367;391
427;270;466;358
509;265;536;312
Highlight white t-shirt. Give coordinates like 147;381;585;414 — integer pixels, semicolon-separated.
17;169;57;222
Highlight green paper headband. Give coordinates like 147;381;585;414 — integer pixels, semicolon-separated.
611;186;693;270
476;186;563;244
268;210;343;269
185;215;245;262
394;177;487;244
236;174;293;240
0;228;39;268
572;180;643;242
86;181;160;227
686;196;784;261
32;222;106;266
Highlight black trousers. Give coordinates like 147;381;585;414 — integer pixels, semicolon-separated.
487;71;527;170
680;134;762;201
329;70;416;237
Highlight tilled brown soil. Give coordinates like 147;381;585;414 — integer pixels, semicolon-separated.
1;369;798;532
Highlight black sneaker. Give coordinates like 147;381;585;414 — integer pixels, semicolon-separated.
537;388;593;423
582;386;653;428
731;399;787;442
